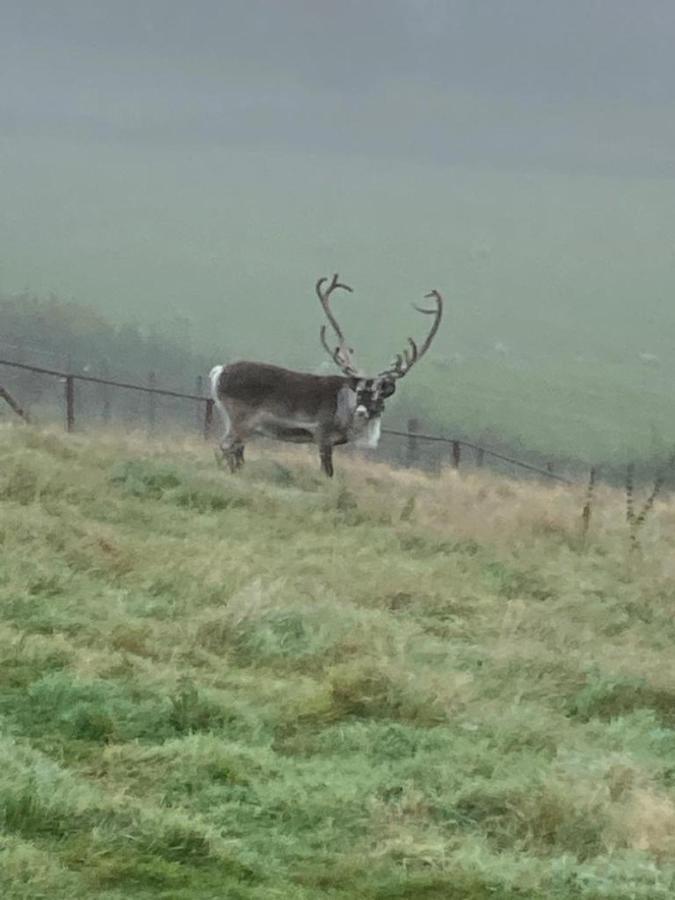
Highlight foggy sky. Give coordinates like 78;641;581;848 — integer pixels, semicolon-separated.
3;0;675;176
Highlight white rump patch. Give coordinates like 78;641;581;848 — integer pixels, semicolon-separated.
208;365;224;397
208;365;230;437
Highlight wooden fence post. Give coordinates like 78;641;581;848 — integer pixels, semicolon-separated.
625;462;635;526
476;446;485;467
203;399;214;441
0;384;30;422
65;376;75;432
147;371;157;432
101;359;112;425
195;376;204;433
451;440;461;469
406;418;419;467
581;466;596;539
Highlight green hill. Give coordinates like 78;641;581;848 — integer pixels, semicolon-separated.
2;424;675;899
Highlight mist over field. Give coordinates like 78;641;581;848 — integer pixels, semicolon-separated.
3;1;675;461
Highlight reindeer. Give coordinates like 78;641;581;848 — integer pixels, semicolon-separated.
209;275;443;477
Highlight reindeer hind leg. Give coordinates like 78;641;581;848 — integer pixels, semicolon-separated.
219;435;246;472
216;405;250;473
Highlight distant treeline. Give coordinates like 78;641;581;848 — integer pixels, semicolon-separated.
0;292;216;430
1;292;212;388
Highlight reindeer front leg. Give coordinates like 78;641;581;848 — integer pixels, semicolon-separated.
316;425;336;477
319;442;334;477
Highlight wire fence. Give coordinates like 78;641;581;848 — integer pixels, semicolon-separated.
0;355;576;483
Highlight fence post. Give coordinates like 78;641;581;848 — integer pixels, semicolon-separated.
101;359;112;425
0;384;30;422
65;376;75;432
203;399;214;441
451;440;461;469
147;371;156;432
476;446;484;467
581;466;596;539
406;418;419;467
195;376;204;433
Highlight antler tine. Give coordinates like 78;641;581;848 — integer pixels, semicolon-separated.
403;337;418;367
380;289;443;379
316;273;359;377
413;290;443;315
316;273;353;341
319;324;335;361
320;324;353;372
411;290;443;361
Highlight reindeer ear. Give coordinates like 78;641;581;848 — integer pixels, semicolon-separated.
380;379;396;398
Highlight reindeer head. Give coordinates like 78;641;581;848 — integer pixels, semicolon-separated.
316;274;443;427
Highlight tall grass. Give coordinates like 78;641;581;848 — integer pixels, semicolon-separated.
2;424;675;898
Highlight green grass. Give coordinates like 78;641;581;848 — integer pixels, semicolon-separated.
3;424;675;898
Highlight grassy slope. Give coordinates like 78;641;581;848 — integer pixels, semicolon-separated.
2;425;675;898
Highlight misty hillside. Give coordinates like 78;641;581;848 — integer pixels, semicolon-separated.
4;2;675;462
3;425;675;899
3;143;675;463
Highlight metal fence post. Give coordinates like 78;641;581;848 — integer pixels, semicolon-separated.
476;446;485;467
451;440;461;469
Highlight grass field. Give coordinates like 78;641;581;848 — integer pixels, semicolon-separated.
2;424;675;898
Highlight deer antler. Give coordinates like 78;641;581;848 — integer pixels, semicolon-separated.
316;274;360;377
380;289;443;379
